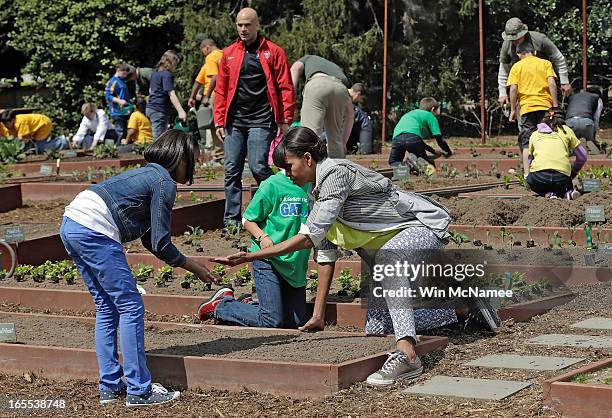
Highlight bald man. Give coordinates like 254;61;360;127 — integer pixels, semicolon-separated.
214;7;295;229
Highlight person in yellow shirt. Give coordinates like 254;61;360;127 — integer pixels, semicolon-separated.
120;99;153;153
507;41;558;174
526;108;587;200
187;38;224;162
0;111;68;153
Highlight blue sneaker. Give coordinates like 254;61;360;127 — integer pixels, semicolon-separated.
125;383;180;407
99;387;126;404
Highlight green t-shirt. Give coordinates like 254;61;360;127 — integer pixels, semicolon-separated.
299;55;350;88
243;172;310;288
392;109;441;140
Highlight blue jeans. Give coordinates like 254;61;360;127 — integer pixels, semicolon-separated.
214;259;307;328
146;107;169;140
59;217;151;395
81;129;118;149
567;117;596;142
111;116;129;142
223;125;274;224
527;169;573;197
389;134;430;166
33;136;69;153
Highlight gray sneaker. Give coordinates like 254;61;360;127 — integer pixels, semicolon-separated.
366;351;423;386
125;383;180;407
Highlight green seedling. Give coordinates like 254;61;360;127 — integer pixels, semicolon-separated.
596;223;603;244
571;373;588;384
183;225;205;245
224;224;241;240
212;264;226;279
567;225;577;246
181;272;195;289
153;275;166;288
502;175;511;189
515;172;528;188
449;231;470;247
499;227;507;246
233;265;252;287
0;269;6;280
132;142;148;155
44;148;61;160
336;268;359;297
131;263;153;282
0;136;26;164
552;231;563;248
64;270;77;285
13;265;32;282
158;266;173;282
31;265;45;283
189;191;203;203
93;144;118;159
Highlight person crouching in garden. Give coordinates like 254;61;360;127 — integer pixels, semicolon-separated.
389;97;453;167
0;110;68;153
214;127;500;386
60;130;218;407
72;103;118;149
119;98;153;153
526;108;587;200
198;158;310;329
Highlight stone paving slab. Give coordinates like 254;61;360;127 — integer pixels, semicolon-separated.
527;334;612;349
465;354;584;371
570;317;612;331
402;376;531;400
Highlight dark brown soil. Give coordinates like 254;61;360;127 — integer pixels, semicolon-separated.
0;313;393;363
0;282;609;417
442;191;612;227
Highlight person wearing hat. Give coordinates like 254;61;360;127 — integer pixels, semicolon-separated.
498;17;571;107
347;82;373;154
566;85;604;152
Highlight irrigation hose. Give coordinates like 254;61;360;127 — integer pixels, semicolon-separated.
0;240;17;279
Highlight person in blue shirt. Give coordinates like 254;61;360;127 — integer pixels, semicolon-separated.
104;62;133;142
60;129;218;407
347;83;373;154
147;50;187;140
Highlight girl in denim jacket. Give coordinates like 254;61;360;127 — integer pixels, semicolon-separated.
60;130;218;407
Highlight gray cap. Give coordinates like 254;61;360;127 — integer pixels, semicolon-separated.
502;18;528;41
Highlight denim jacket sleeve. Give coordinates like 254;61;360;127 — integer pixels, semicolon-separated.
143;179;186;267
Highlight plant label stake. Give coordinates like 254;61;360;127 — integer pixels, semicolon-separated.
4;225;25;243
393;166;409;181
61;149;77;158
581;179;601;193
585;206;606;223
0;323;16;343
39;164;53;176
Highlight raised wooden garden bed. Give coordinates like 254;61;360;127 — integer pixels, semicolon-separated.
0;311;448;398
0;184;22;213
543;357;612;418
11;156;145;175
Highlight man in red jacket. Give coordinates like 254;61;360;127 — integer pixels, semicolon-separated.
214;7;295;229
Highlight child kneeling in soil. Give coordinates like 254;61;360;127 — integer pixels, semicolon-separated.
119;98;153;153
526;108;587;199
72;103;118;149
60;130;218;407
198;157;310;328
389;97;453;167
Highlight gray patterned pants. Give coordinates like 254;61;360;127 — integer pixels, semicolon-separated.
365;227;458;342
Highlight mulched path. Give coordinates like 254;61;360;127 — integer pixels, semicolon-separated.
0;283;609;417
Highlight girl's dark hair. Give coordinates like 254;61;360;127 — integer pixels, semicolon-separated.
144;129;198;185
272;126;327;169
135;98;146;113
541;107;568;134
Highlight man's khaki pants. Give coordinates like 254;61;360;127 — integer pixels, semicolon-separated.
197;95;224;162
300;73;349;158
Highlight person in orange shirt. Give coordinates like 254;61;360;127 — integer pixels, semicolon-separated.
0;111;68;153
188;38;224;162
